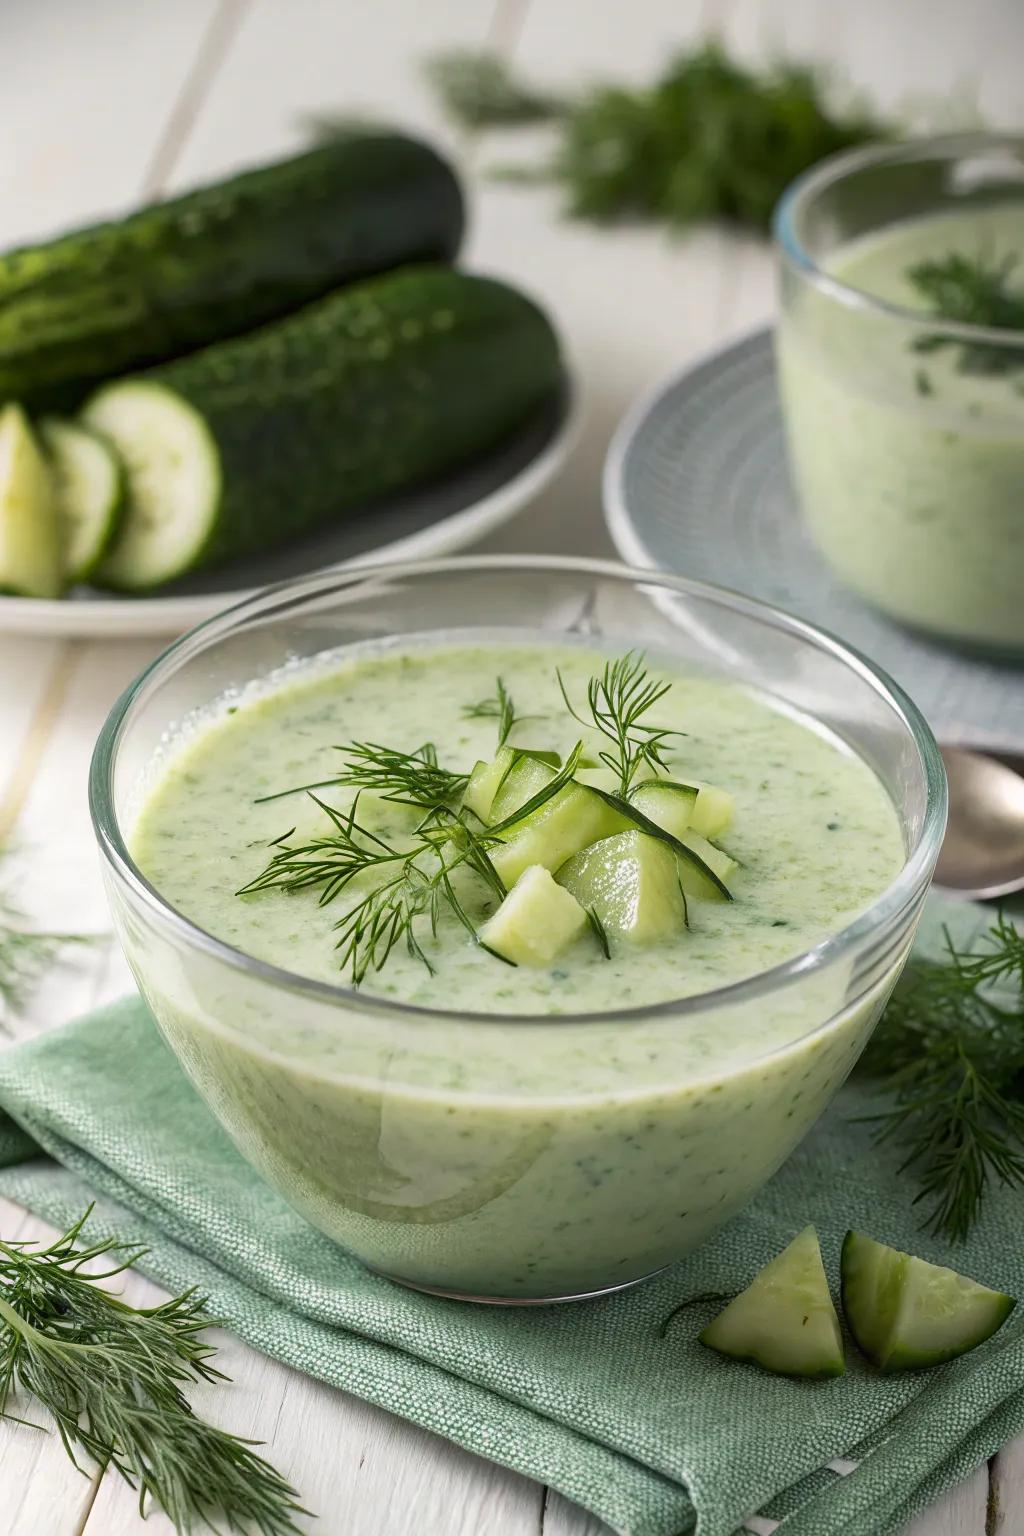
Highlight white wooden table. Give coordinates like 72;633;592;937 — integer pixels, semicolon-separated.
1;2;1022;1531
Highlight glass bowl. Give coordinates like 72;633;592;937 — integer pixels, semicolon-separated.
775;133;1024;656
89;556;946;1303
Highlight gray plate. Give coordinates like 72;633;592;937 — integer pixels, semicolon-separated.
604;328;1024;746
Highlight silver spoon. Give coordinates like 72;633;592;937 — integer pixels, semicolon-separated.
935;744;1024;900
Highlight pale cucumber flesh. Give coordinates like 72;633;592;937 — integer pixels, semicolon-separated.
0;403;62;598
489;784;627;888
841;1230;1016;1372
556;830;686;943
489;753;555;823
39;416;123;582
700;1226;845;1378
82;380;221;591
478;864;587;967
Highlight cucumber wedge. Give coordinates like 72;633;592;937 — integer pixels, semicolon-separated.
489;783;627;889
690;782;735;840
463;748;517;823
841;1231;1016;1372
587;788;733;901
630;781;697;841
39;417;123;582
700;1227;845;1378
478;865;588;967
489;753;556;822
0;403;62;597
557;830;687;943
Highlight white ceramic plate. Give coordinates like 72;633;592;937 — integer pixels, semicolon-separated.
603;328;1024;746
2;382;577;638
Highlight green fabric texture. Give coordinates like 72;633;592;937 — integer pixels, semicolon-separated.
0;897;1021;1536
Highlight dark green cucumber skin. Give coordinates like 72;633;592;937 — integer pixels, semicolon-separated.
96;266;562;588
0;132;464;409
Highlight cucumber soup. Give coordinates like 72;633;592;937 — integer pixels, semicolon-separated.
779;201;1024;652
127;641;905;1298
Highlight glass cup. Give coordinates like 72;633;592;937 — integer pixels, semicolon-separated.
89;556;946;1303
775;133;1024;656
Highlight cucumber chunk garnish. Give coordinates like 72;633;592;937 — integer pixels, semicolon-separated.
39;416;123;583
489;753;556;823
463;747;518;823
0;403;62;598
478;865;587;967
690;782;734;840
557;830;687;944
82;380;221;591
630;781;697;841
489;783;628;888
841;1230;1016;1372
700;1226;845;1378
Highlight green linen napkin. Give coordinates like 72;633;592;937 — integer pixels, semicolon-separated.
0;897;1022;1536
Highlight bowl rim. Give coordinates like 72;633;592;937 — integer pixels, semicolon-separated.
773;130;1024;347
89;553;947;1027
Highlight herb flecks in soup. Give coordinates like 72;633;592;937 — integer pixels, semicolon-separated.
134;643;902;1016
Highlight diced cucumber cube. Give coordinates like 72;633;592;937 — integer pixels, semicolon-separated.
463;746;517;822
630;781;697;841
676;831;737;901
841;1230;1016;1373
690;783;734;839
489;753;556;822
557;829;687;944
700;1226;845;1378
479;864;588;967
490;784;628;888
0;403;62;598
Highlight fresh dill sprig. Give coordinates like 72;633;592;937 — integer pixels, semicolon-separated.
333;809;505;983
909;251;1024;376
856;912;1024;1242
425;44;886;232
256;741;467;812
463;678;532;751
0;1207;305;1535
558;652;681;796
242;745;585;984
0;864;94;1026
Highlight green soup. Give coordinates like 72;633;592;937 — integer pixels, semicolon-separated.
779;201;1024;652
127;641;905;1297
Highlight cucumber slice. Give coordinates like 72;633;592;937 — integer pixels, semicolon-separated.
700;1226;845;1378
489;783;628;889
478;864;588;967
690;783;734;840
81;381;221;591
39;417;123;583
557;830;687;944
630;781;697;841
0;403;62;598
841;1231;1016;1373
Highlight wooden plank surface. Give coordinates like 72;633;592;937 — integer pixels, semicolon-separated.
2;0;1022;1532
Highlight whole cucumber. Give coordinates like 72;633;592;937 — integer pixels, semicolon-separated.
82;266;563;591
0;132;464;408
